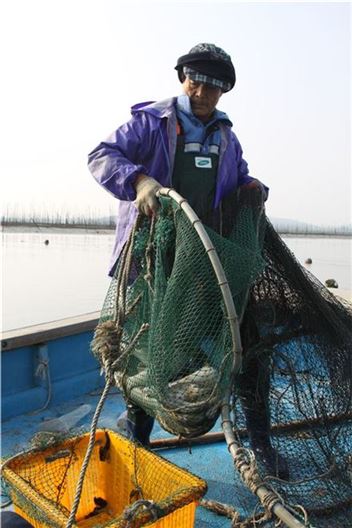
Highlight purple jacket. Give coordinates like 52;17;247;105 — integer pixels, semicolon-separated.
88;97;267;275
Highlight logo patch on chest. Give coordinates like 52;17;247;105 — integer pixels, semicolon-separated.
195;157;212;169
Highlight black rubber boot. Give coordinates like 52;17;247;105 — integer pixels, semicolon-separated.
126;403;155;447
239;380;290;480
246;423;290;480
1;512;34;527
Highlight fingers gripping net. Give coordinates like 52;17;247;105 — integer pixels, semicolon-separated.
92;191;266;437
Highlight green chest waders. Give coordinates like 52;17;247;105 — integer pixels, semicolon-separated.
171;135;286;476
172;135;219;222
126;133;284;477
125;137;221;445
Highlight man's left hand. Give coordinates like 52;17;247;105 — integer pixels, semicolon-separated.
242;180;268;201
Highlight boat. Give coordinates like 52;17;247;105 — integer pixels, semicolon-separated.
1;312;263;528
2;303;352;527
1;310;315;528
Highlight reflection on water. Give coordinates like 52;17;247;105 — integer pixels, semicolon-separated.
2;232;351;331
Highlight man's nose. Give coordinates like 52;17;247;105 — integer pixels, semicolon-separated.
195;83;207;97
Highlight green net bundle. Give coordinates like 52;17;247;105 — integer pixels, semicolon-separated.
92;190;266;438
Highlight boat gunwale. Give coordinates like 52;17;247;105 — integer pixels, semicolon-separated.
1;312;100;351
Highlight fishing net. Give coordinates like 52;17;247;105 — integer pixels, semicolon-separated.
229;221;352;527
91;187;352;526
92;189;266;438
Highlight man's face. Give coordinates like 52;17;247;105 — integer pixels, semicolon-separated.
183;77;222;123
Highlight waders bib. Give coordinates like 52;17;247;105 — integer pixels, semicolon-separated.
172;135;219;221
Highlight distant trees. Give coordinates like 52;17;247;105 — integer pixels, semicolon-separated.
270;220;352;236
1;206;351;236
1;206;117;229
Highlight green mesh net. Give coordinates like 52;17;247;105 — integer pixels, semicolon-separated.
92;192;266;438
91;188;352;526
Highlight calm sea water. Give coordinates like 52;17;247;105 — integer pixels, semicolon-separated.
2;231;351;331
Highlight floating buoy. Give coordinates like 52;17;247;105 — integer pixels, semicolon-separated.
325;279;338;288
305;258;312;264
44;240;49;245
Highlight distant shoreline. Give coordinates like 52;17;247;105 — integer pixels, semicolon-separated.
2;223;351;237
279;232;352;239
2;224;115;234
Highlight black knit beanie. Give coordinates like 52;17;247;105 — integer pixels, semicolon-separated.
175;43;236;92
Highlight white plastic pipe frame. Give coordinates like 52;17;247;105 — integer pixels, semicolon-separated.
158;188;308;528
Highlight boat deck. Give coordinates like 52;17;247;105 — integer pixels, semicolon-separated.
2;387;263;528
3;308;351;527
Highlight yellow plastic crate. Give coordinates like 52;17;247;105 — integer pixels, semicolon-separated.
2;429;207;527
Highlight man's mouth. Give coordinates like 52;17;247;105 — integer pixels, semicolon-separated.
192;103;207;110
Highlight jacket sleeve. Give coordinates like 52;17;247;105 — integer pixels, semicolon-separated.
88;112;153;201
232;133;269;199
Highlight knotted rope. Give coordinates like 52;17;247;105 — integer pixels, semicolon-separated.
122;499;160;524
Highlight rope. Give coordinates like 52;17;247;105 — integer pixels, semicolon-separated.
29;355;52;415
65;377;113;528
231;445;309;527
122;499;160;523
286;504;309;526
200;498;241;523
263;461;338;486
65;220;142;527
222;391;309;528
200;497;276;527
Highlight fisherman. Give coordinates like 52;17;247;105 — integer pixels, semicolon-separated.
88;43;288;479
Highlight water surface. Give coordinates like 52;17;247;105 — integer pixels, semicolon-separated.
2;231;351;331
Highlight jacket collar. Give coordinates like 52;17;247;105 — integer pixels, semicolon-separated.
176;94;232;127
130;98;177;119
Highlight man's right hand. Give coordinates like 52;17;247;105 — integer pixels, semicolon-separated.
134;175;162;216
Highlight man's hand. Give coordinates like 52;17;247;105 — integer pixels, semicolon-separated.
242;179;268;201
134;175;162;216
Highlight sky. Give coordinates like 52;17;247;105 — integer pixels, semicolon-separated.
1;0;351;226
